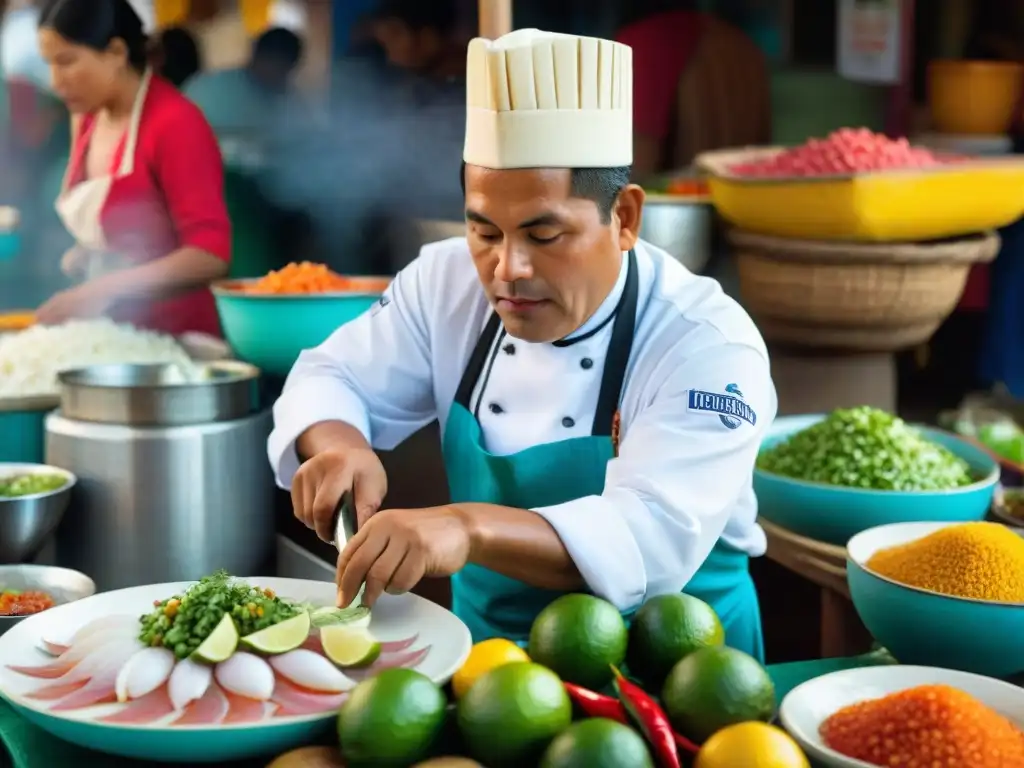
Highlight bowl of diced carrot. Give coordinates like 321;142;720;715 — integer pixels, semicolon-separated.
212;262;391;377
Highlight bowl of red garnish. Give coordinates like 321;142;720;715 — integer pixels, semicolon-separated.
0;565;95;636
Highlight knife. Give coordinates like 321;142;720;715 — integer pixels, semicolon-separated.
332;490;358;551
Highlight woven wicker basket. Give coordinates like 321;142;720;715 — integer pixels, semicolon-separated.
729;229;1000;351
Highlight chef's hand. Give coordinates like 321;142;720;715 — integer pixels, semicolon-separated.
35;281;115;325
335;506;472;608
60;246;88;277
291;446;387;543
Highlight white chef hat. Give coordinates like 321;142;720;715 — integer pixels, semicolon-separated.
463;29;633;170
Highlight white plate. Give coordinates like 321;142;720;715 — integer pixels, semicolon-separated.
779;665;1024;767
0;577;471;763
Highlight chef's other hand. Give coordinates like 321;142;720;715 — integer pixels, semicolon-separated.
60;246;88;277
291;447;387;543
35;282;115;325
336;506;471;608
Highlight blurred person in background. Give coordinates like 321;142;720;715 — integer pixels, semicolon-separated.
616;0;770;179
33;0;230;336
368;0;464;85
185;26;304;134
151;25;201;90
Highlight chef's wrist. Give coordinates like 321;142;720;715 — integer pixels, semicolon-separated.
448;503;487;562
295;420;371;462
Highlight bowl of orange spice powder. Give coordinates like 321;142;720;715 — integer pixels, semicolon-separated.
212;263;392;377
846;520;1024;679
779;665;1024;767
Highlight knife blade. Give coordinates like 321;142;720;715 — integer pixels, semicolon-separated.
332;490;358;551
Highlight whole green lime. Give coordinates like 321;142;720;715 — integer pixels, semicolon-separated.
528;594;627;690
539;718;654;768
661;646;776;744
627;593;724;688
457;662;572;768
338;668;447;768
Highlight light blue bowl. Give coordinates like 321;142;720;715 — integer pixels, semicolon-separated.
754;414;999;545
4;695;334;763
0;401;56;464
847;521;1024;678
213;278;389;378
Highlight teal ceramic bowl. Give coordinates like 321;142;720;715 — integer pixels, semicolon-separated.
847;521;1024;678
212;277;390;378
0;399;58;464
754;414;999;545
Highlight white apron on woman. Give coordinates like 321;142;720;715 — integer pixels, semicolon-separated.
54;70;152;281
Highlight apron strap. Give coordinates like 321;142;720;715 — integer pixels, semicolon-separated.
116;68;153;178
454;312;503;409
591;249;639;436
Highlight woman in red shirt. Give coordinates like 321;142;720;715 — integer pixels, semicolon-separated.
34;0;231;337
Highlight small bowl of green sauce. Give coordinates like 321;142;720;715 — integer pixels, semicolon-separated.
0;464;76;564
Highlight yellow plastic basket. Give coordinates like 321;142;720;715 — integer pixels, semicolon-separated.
698;147;1024;242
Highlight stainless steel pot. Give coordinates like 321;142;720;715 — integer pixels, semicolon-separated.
57;361;260;426
46;362;274;591
639;194;713;274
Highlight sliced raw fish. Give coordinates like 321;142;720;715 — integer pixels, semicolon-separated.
115;647;176;702
38;638;70;657
344;646;431;681
98;686;175;724
215;652;274;701
269;650;354;694
25;639;141;699
270;676;347;717
37;614;137;656
223;691;276;724
171;682;229;726
15;619;139;679
168;658;213;711
49;642;142;712
380;635;418;654
23;678;88;701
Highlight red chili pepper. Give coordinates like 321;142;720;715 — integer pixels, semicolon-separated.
611;666;682;768
674;730;700;756
563;682;629;723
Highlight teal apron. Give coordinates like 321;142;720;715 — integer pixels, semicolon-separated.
441;251;765;661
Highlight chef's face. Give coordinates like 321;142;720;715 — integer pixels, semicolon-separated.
464;165;644;343
38;28;125;114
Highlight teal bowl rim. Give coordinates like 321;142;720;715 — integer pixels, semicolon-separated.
847;521;1024;608
0;462;76;502
755;423;1000;496
211;277;391;301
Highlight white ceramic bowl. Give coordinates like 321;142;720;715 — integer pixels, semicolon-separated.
779;665;1024;767
0;577;471;763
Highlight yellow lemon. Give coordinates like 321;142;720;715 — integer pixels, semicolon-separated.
695;722;810;768
451;639;530;699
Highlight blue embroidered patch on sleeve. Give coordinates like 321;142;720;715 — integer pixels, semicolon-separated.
687;384;756;429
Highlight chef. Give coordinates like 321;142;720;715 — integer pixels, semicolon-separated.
268;29;777;659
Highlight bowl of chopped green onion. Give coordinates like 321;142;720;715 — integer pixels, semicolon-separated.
0;464;76;564
754;408;999;546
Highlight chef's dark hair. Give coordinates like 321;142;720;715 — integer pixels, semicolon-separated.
38;0;149;72
460;164;632;225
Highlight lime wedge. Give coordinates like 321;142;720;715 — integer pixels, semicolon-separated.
310;605;371;630
192;613;239;663
240;611;311;655
320;625;381;668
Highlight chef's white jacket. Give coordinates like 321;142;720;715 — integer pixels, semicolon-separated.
269;238;777;612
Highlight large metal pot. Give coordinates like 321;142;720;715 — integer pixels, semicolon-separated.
56;361;259;426
639;194;713;274
47;362;274;591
